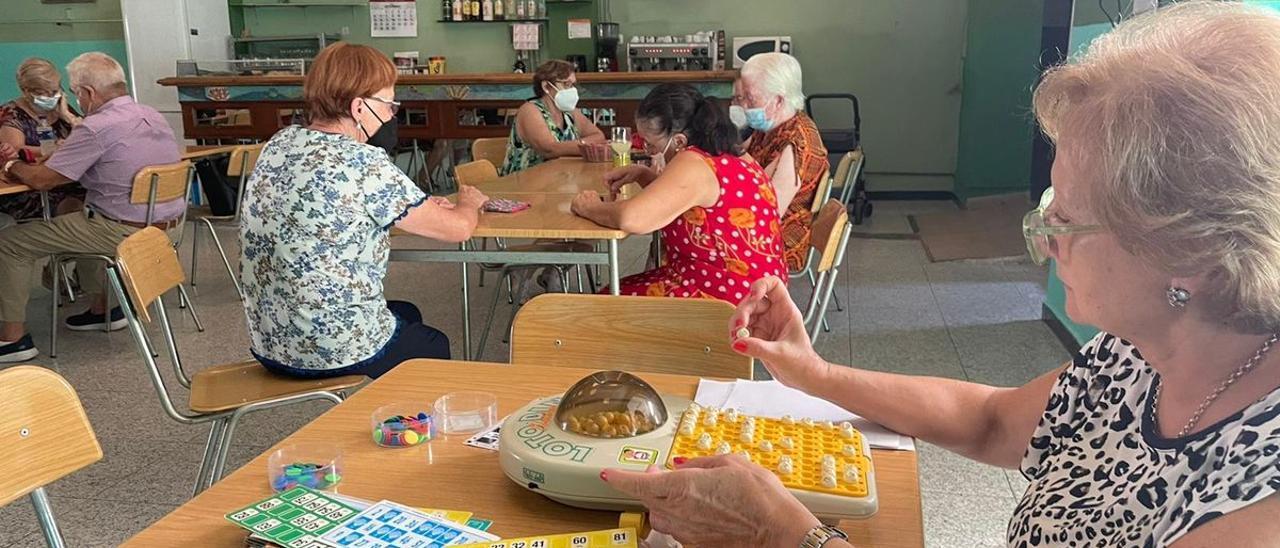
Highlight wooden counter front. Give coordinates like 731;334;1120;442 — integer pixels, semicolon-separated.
157;70;736;88
158;71;735;142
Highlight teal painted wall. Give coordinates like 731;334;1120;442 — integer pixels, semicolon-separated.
953;0;1043;201
1042;2;1115;345
0;0;127;109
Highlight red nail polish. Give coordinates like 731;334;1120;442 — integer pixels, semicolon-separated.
732;340;748;352
599;470;608;481
673;456;687;465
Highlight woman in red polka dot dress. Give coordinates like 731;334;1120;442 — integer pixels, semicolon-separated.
572;84;786;304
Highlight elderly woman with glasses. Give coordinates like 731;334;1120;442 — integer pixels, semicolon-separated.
0;57;85;220
500;59;606;176
601;4;1280;547
239;43;489;380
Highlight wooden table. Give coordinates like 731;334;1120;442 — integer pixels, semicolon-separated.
0;181;32;196
123;361;923;547
390;159;630;359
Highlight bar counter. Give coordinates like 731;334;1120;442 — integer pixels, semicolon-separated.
157;70;736;142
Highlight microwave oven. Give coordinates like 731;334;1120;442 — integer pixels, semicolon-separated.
732;36;792;68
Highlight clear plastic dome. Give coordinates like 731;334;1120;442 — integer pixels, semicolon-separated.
555;371;668;439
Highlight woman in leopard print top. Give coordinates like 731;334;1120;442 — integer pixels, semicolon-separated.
598;4;1280;547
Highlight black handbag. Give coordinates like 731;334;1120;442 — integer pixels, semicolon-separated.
194;156;237;216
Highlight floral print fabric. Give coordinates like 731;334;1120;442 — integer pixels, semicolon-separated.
615;147;786;303
239;125;426;370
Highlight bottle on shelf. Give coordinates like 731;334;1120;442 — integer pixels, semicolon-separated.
459;0;469;19
494;0;504;20
504;0;515;19
442;0;453;21
482;0;493;21
472;0;481;20
452;0;463;20
515;0;525;19
536;0;545;19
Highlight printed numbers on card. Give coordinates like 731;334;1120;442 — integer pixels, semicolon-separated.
571;536;589;547
612;531;630;545
253;519;282;532
530;540;548;548
230;509;259;521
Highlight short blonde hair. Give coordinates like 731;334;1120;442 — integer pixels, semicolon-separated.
16;58;61;94
1035;1;1280;333
66;52;126;93
740;52;805;113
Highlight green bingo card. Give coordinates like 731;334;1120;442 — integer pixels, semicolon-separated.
226;487;360;548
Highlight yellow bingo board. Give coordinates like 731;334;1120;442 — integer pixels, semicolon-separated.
418;508;474;526
455;528;637;548
667;405;874;498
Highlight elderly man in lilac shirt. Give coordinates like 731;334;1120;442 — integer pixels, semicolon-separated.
0;52;180;362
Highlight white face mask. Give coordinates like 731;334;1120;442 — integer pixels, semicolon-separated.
729;105;748;129
650;135;677;173
32;93;60;112
552;86;579;112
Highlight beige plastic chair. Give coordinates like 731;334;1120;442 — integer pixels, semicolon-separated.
802;200;854;344
835;149;865;205
107;227;365;495
50;160;202;358
190;143;264;299
471;137;508;168
455;159;499;186
511;293;753;380
0;366;102;548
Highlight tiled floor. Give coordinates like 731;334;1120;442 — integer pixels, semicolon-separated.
0;200;1071;547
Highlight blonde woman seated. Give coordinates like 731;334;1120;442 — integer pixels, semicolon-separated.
571;84;785;303
601;5;1280;547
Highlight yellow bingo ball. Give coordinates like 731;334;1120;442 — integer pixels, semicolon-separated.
404;431;421;445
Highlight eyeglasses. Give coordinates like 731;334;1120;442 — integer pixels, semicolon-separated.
1022;187;1104;265
365;96;401;115
553;79;577;89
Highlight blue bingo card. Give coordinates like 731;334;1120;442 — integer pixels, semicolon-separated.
318;500;498;548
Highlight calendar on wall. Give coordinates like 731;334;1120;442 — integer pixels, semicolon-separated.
370;0;418;38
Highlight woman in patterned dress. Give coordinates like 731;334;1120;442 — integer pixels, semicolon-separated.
0;58;85;220
571;83;785;304
499;60;606;176
601;5;1280;547
239;43;489;379
735;53;828;272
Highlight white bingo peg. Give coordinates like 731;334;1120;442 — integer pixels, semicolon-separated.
758;440;774;452
821;474;838;488
697;433;713;450
779;437;794;450
842;444;857;457
781;415;795;425
778;456;794;475
735;327;751;340
844;465;860;483
716;442;732;455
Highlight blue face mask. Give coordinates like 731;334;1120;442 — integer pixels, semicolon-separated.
745;107;773;132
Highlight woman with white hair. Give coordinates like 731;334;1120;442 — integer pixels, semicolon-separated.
0;58;84;220
601;4;1280;546
734;52;827;272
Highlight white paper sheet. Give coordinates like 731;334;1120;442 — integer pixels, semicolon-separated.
694;379;915;451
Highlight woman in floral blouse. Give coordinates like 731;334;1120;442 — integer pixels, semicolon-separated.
240;43;488;379
572;84;785;303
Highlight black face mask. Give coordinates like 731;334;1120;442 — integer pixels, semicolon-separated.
360;99;399;155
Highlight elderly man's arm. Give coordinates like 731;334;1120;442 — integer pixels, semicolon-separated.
4;161;71;190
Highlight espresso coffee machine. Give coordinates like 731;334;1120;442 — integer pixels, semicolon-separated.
596;22;620;72
627;31;724;72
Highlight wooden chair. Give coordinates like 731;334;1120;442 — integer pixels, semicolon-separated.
835;149;865;206
0;366;102;548
510;294;753;380
802;200;854;344
454;159;499;186
49;160;203;358
190;143;264;299
471;137;508;167
106;227;365;495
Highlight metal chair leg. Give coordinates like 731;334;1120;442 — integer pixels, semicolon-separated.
202;219;243;299
29;487;66;548
192;418;226;497
190;221;201;288
177;284;205;332
475;269;512;360
50;258;60;359
833;289;844;312
575;264;585;293
101;268;112;334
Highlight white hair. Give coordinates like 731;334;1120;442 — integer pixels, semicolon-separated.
740;52;805;112
66;52;126;92
1035;1;1280;333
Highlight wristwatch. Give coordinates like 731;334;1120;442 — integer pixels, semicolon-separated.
800;525;848;548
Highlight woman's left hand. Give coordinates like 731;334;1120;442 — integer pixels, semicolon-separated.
604;454;821;548
571;190;603;216
428;195;455;209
